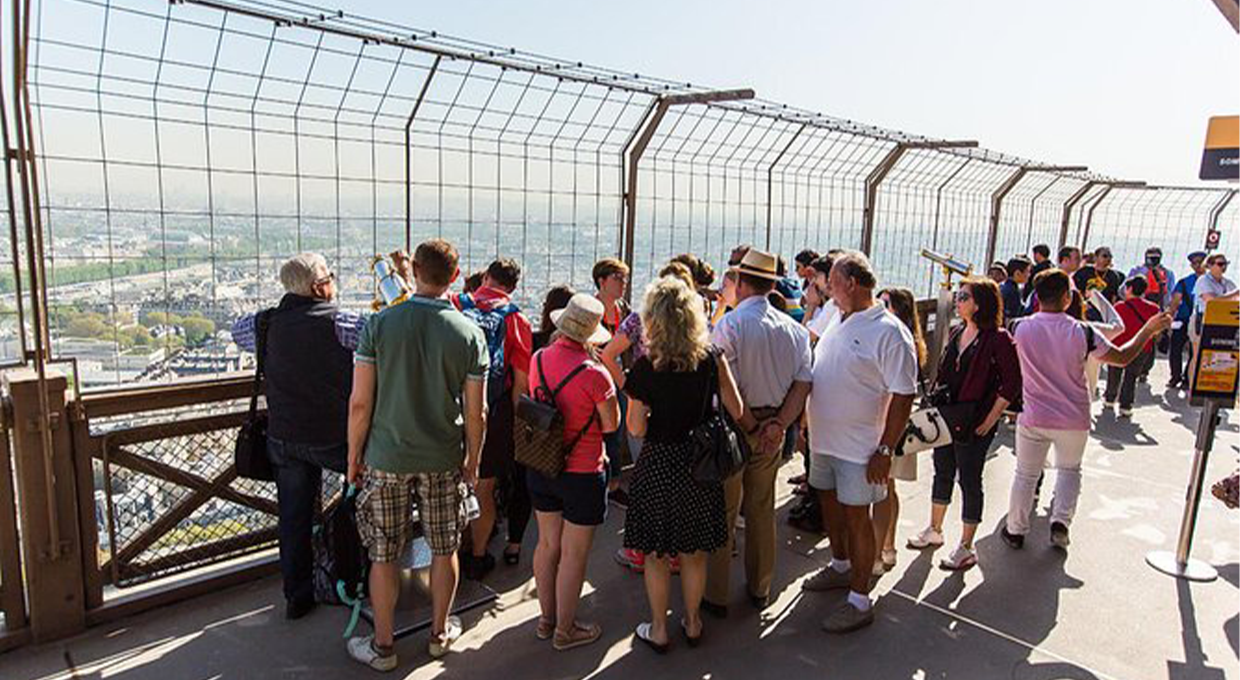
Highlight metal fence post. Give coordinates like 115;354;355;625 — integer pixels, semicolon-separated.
404;56;441;253
1080;185;1115;250
862;140;978;256
0;405;28;644
3;368;86;643
765;123;806;251
1058;181;1099;249
861;144;907;256
985;166;1029;267
1205;188;1235;237
620;89;754;300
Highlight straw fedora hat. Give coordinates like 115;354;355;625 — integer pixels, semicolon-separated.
550;293;612;345
731;248;781;281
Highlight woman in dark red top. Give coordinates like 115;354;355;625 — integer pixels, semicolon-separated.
906;277;1022;570
1103;277;1161;416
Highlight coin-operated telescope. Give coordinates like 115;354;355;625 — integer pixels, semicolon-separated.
920;248;974;387
372;254;411;310
920;248;972;285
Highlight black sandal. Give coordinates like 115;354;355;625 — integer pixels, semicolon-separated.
503;544;521;566
681;618;702;648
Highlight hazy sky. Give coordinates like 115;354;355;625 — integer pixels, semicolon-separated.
348;0;1238;187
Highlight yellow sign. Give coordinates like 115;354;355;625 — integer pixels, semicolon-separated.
1201;115;1240;181
1204;299;1239;326
1193;299;1239;406
1197;349;1238;394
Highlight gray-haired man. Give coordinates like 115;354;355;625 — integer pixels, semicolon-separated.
230;252;366;620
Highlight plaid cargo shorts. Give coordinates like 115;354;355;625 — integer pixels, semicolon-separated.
355;467;468;561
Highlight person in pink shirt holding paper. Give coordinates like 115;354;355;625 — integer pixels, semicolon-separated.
1003;269;1170;552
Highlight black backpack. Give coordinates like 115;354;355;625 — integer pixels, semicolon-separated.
312;488;369;638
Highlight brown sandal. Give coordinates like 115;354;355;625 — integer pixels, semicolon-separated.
535;617;555;641
553;621;602;651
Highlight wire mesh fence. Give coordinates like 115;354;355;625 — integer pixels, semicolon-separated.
1;0;1235;391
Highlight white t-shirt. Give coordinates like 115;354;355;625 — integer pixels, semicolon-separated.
808;303;918;464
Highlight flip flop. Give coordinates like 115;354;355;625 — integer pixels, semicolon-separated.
635;623;669;654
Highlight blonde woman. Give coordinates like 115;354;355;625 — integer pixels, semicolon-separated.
623;276;743;652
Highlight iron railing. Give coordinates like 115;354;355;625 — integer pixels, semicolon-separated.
0;0;1229;390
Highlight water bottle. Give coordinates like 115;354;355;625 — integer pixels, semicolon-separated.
463;487;481;521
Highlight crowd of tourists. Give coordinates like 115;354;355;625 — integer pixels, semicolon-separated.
232;237;1238;670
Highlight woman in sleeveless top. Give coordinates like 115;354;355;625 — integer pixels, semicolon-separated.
623;276;743;651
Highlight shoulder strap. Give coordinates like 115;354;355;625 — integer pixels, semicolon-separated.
550;360;595;398
1123;300;1152;325
248;309;273;418
700;347;721;421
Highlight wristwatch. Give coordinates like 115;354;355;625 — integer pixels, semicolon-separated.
875;444;894;458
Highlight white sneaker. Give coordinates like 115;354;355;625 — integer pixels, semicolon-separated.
1102;400;1116;409
906;526;944;550
939;544;978;570
428;616;463;659
347;635;398;672
1118;407;1133;418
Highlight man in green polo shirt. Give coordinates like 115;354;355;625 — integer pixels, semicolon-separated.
346;238;489;670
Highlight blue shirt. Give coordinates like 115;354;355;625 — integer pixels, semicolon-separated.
231;308;368;352
1172;273;1199;321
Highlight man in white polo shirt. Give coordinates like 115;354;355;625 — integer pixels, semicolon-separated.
801;251;917;634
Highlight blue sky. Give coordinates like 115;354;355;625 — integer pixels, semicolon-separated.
351;0;1238;186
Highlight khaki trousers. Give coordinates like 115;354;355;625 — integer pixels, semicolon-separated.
705;428;783;605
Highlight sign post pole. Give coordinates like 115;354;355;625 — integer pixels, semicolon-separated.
1145;398;1220;582
1146;299;1238;582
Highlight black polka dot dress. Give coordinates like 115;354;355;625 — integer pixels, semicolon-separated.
622;352;727;557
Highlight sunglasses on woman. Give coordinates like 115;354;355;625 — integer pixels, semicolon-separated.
954;290;972;303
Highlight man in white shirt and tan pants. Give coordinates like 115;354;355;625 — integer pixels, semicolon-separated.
703;249;814;617
801;251;917;633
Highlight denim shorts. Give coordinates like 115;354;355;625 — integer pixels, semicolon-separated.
809;454;888;507
526;469;608;526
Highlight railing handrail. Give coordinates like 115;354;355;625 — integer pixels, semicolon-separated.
79;373;257;420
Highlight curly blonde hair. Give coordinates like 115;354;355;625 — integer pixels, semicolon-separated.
642;276;709;372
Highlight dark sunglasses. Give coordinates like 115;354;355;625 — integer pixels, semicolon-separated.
314;271;336;286
954;291;972;303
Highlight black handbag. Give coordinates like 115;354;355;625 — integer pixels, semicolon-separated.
689;349;746;484
235;309;275;481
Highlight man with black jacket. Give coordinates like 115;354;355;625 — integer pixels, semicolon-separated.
231;252;365;620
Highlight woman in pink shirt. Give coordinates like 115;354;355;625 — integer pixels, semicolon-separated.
526;294;621;651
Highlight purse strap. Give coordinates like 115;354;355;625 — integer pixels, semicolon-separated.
247;309;273;420
698;348;721;423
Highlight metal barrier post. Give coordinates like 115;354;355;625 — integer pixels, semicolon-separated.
3;368;87;641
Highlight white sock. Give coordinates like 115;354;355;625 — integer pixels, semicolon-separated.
830;558;851;573
847;591;872;612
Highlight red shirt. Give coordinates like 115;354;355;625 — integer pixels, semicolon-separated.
451;286;533;380
530;338;615;474
1114;297;1159;351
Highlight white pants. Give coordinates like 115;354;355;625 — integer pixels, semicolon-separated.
1007;425;1089;536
